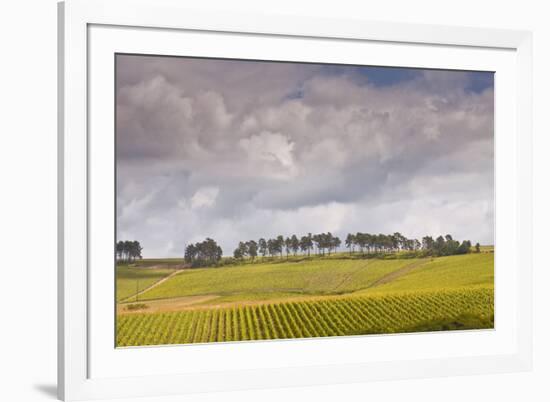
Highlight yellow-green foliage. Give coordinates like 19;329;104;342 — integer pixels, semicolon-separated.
116;287;494;346
363;253;494;294
137;258;415;302
116;265;175;301
116;253;494;346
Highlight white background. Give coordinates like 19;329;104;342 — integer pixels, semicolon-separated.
0;0;547;401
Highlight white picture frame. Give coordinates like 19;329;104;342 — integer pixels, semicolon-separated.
58;0;533;400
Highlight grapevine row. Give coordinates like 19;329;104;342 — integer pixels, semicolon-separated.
117;287;494;347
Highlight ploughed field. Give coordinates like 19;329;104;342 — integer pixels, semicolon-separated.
116;253;494;346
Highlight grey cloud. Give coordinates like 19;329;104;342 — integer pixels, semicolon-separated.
116;55;494;257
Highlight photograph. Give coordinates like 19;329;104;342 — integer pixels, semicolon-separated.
114;54;495;347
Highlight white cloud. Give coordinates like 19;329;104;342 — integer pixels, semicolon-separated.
238;131;297;179
191;187;219;209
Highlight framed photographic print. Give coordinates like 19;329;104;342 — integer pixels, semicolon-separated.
58;0;533;400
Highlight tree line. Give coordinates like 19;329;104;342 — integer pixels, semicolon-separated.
419;234;478;256
232;232;479;261
341;232;477;256
116;240;143;262
184;238;223;267
345;232;452;255
178;231;481;267
233;233;344;261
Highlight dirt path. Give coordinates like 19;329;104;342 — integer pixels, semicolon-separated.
118;295;220;314
366;258;429;289
120;270;180;303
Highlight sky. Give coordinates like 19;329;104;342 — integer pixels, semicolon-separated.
116;54;494;258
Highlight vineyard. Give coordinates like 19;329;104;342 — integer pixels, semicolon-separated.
116;286;494;346
116;252;494;346
135;258;417;302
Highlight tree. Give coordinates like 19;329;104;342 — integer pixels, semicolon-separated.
247;240;258;261
116;240;143;262
457;240;472;254
290;235;300;256
422;236;434;251
237;241;248;259
276;235;284;258
267;238;276;257
323;232;331;255
284;237;291;259
331;236;341;254
326;232;335;255
306;233;313;257
184;243;196;263
184;238;223;267
475;242;481;253
392;232;405;252
233;247;244;259
116;241;124;261
258;238;267;259
130;240;143;261
300;235;313;257
123;240;132;261
355;232;365;255
313;234;322;256
434;235;446;255
345;233;355;255
404;238;415;252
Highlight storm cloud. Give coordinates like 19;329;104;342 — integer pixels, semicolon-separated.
116;55;494;257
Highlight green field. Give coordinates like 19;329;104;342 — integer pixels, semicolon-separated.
137;258;416;303
116;265;175;302
362;254;494;294
116;252;494;346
